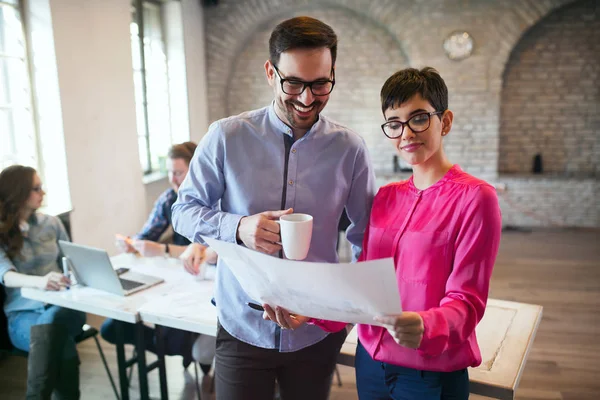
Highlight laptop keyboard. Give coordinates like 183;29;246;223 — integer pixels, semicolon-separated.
119;278;145;291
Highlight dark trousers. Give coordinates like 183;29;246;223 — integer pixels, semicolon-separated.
214;323;347;400
355;341;469;400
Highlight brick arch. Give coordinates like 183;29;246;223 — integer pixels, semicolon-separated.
498;0;599;176
487;0;577;92
204;0;574;113
204;0;410;122
203;0;579;178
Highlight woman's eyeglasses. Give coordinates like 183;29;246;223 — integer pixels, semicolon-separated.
381;111;444;139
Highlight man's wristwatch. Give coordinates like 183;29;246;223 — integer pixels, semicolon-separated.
164;243;170;257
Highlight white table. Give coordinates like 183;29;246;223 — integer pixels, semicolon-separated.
138;282;217;336
21;254;195;324
140;288;542;400
21;254;193;400
23;254;542;400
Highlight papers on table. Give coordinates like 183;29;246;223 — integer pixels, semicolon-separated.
138;282;216;319
203;237;401;325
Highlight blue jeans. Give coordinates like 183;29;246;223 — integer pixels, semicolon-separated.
7;305;86;359
355;341;469;400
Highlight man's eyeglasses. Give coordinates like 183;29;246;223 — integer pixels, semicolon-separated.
272;65;335;96
381;111;444;139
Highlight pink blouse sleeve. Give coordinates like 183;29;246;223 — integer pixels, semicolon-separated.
307;318;348;333
417;185;502;357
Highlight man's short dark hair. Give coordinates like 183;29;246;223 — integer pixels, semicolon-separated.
269;16;337;67
380;67;448;114
168;141;197;165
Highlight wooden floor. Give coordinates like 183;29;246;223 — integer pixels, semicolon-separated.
1;229;599;399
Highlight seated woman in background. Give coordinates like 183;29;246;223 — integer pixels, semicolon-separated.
0;165;86;399
106;141;217;378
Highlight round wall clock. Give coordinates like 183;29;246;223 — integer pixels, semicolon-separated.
443;31;474;61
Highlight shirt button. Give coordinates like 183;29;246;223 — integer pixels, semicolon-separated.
288;180;294;186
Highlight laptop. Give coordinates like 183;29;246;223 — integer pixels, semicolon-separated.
58;240;164;296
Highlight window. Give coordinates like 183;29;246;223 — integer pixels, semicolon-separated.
0;0;72;215
131;0;173;175
0;0;38;171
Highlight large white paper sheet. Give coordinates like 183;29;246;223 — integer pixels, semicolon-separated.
203;237;401;325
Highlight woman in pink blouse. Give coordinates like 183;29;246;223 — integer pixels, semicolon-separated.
354;67;502;399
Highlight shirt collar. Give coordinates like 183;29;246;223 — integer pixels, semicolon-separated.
408;164;462;193
267;101;323;140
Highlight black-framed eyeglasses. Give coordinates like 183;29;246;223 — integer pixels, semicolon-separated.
381;111;444;139
272;64;335;96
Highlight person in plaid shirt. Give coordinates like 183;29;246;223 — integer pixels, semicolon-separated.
105;142;218;383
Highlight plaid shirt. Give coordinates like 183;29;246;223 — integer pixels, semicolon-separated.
136;189;190;246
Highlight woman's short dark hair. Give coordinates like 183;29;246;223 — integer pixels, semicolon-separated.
380;67;448;114
168;141;197;165
269;16;338;67
0;165;36;260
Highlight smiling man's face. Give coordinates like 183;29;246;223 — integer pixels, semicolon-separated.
266;47;334;136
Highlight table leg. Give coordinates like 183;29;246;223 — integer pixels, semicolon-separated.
135;321;150;400
155;325;169;400
115;321;129;400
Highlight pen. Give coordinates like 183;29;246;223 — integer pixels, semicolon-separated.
246;302;265;312
246;302;297;319
61;257;71;290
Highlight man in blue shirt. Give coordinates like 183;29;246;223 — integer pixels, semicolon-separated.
172;16;374;399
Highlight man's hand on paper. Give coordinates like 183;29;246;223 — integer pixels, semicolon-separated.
115;234;138;254
180;244;219;276
262;304;309;330
236;208;293;254
375;312;424;349
180;243;207;275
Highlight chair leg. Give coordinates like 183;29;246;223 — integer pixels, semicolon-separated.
94;336;121;400
193;362;201;399
335;365;342;387
127;349;136;385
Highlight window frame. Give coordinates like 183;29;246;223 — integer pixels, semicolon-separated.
131;0;173;175
0;0;41;174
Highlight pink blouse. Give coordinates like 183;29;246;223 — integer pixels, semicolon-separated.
312;165;502;372
359;165;502;372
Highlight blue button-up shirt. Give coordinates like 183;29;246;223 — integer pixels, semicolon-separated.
172;104;375;352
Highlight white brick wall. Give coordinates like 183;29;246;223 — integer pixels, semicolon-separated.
500;0;600;176
497;177;599;228
200;0;599;227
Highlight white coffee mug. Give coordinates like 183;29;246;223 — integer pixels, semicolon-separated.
276;213;313;260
